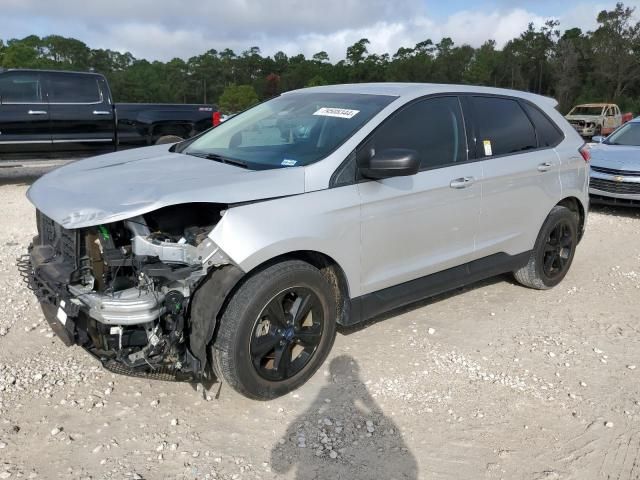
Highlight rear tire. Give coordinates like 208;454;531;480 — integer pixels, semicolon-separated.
513;206;578;290
155;135;183;145
211;260;337;400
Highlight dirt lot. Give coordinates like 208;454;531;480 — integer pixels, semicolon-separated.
0;181;639;480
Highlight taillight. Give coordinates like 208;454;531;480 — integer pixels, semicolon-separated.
579;144;591;162
212;111;221;127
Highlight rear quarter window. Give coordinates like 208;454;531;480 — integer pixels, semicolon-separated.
521;102;564;147
472;96;537;157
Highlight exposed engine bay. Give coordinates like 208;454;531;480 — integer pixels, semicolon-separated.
21;203;231;381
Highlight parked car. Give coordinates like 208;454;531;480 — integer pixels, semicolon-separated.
0;68;218;157
565;103;631;138
589;118;640;206
20;83;589;399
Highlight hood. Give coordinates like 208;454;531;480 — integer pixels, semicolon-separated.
27;144;306;229
565;115;600;122
589;143;640;171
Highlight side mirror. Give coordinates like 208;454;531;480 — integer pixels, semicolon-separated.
592;135;605;143
359;148;420;180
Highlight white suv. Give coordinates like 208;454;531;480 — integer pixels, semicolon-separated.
22;83;589;399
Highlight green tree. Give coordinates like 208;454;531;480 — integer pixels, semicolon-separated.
591;2;640;99
218;84;259;113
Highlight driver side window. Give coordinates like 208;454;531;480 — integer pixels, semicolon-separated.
356;96;467;172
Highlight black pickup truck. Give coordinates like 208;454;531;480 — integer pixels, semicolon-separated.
0;69;218;157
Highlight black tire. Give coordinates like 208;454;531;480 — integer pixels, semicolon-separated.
155;135;183;145
211;260;337;400
513;206;578;290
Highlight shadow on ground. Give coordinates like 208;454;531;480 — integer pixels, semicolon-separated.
271;355;418;479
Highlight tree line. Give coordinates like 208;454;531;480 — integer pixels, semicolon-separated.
1;2;639;114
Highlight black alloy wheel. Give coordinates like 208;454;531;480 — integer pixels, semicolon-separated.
513;205;579;290
208;259;337;399
250;287;324;381
542;220;574;280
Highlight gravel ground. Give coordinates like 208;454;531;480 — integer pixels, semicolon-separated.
1;182;639;480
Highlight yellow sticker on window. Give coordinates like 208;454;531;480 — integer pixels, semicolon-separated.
483;140;493;156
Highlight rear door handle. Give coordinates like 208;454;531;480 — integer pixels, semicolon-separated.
450;176;475;189
93;110;111;115
28;110;47;115
537;162;553;172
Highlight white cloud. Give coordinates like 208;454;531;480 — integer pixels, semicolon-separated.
1;0;632;61
440;9;548;46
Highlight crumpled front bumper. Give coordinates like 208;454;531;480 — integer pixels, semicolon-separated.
19;238;166;346
17;248;78;347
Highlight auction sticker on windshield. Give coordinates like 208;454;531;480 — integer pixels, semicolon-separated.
313;107;360;119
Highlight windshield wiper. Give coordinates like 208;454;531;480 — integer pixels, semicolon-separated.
186;151;249;169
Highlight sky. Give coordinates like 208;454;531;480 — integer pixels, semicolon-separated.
0;0;637;62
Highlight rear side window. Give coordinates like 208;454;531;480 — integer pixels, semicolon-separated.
48;74;101;103
0;73;42;103
521;103;563;147
358;96;467;170
472;96;536;157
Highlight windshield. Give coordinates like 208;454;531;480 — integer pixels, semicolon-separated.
605;122;640;146
569;106;604;116
182;92;396;169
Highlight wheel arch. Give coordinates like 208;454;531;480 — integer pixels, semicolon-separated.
189;250;353;375
240;250;352;326
556;196;586;241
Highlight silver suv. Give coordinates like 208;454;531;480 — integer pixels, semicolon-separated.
22;84;589;399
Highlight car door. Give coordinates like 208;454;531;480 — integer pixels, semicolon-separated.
46;72;115;153
468;95;562;259
603;106;617;133
0;71;51;155
357;96;482;295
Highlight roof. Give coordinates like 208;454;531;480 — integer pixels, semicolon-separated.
286;82;558;107
1;68;105;77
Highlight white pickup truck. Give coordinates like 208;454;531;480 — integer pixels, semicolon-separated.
565;103;632;138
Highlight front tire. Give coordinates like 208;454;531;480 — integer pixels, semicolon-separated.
211;260;337;400
513;206;578;290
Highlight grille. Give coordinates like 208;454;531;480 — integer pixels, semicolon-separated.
590;178;640;195
37;211;78;266
591;166;640;177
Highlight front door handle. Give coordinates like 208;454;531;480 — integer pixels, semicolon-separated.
93;110;111;115
450;176;475;189
28;110;47;115
537;162;553;172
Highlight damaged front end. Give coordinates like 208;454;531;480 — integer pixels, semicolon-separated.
18;204;234;382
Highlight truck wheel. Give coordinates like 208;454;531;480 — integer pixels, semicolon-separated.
513;206;578;290
210;260;337;400
155;135;183;145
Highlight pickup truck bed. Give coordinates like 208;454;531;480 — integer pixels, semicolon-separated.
0;69;217;158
